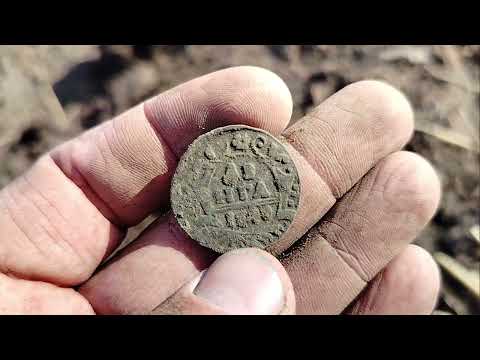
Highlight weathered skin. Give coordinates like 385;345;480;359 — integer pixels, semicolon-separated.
171;125;300;253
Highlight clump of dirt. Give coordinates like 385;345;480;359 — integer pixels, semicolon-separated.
0;45;478;314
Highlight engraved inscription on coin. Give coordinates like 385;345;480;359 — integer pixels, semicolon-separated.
171;125;301;254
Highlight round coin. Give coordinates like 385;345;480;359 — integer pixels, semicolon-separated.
171;125;300;254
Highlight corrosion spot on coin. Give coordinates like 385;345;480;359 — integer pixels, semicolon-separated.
170;125;301;254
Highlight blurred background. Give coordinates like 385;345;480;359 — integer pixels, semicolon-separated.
0;45;478;314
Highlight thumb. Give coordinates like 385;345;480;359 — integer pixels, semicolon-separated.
151;248;295;315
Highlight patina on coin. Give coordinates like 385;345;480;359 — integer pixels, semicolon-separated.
171;125;300;254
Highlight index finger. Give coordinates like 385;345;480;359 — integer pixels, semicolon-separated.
0;66;293;286
52;66;293;226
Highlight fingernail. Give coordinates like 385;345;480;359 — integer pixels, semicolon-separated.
193;250;285;315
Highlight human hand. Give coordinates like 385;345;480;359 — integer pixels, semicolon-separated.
0;66;441;314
